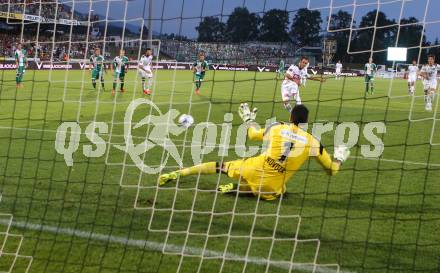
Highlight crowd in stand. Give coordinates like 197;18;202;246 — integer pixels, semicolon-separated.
0;31;142;61
1;34;295;64
0;33;87;60
0;0;109;61
1;0;295;65
0;1;296;65
0;1;148;61
0;0;88;21
161;40;295;65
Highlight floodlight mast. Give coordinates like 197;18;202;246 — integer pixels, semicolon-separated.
138;0;153;48
148;0;153;48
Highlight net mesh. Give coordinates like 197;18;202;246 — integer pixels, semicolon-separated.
0;0;439;273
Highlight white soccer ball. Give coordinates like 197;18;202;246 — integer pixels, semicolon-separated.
178;114;194;128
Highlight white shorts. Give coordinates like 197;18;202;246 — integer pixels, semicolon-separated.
138;68;153;78
335;69;341;75
408;75;417;83
281;80;299;102
423;80;437;91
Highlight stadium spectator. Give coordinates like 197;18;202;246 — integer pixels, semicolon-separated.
0;0;86;21
160;40;295;65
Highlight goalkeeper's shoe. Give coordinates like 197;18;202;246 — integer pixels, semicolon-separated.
159;171;180;186
218;183;236;194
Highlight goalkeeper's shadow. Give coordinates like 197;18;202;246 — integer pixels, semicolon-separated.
218;190;292;201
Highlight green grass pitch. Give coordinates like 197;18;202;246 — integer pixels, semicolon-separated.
0;68;440;273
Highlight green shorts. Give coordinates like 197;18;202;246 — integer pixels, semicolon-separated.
113;71;125;81
365;75;374;83
92;69;104;80
195;73;205;81
17;66;25;75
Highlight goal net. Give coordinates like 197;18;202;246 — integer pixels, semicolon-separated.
0;0;439;273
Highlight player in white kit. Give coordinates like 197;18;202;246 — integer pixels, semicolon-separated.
407;60;419;95
335;60;343;80
281;56;324;112
300;62;310;86
420;55;439;111
138;48;154;95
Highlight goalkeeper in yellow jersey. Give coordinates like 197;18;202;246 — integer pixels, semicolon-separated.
160;103;350;200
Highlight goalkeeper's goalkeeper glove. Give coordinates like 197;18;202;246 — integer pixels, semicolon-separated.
238;103;258;123
333;145;350;163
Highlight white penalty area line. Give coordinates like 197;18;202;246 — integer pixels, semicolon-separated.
0;219;355;273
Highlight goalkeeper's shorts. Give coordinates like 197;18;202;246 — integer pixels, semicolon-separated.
223;159;285;201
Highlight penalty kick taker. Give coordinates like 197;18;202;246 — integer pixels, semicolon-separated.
160;104;350;200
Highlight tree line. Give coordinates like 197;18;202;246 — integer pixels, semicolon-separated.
196;7;440;64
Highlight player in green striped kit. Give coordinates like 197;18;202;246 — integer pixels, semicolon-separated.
278;59;285;78
15;43;28;88
364;58;377;94
193;51;209;95
89;48;105;90
111;49;129;95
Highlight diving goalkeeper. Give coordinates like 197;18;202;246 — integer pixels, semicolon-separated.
159;104;350;200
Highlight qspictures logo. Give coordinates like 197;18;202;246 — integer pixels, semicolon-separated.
54;98;386;174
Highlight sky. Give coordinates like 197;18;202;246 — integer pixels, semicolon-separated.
65;0;440;43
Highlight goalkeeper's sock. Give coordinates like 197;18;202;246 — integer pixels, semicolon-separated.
120;82;124;90
92;80;96;89
365;83;369;93
16;74;19;85
101;80;105;88
113;82;117;90
178;162;218;177
196;80;201;89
